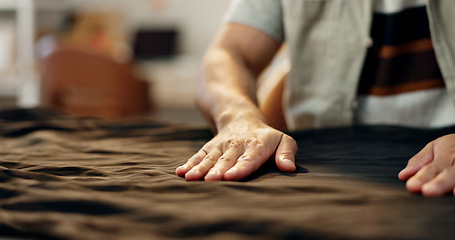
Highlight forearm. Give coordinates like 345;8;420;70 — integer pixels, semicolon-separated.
176;24;296;181
197;48;266;132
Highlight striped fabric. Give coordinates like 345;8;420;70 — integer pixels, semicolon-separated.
358;1;444;96
354;0;455;128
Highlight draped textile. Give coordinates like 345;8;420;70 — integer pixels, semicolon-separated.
0;109;454;240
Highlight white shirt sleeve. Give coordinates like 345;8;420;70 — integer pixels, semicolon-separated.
223;0;284;43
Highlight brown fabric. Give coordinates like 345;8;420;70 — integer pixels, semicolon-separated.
1;109;455;240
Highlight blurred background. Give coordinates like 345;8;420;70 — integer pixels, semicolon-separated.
0;0;231;125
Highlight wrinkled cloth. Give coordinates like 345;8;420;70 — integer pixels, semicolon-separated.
0;109;454;240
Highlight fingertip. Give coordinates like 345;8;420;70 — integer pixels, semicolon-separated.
185;169;203;181
397;170;405;181
421;183;444;197
222;169;237;181
398;164;422;181
278;157;296;173
406;178;423;193
398;168;410;181
175;165;186;177
205;170;223;181
275;135;297;173
223;168;245;181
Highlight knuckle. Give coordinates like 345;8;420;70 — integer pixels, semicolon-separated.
189;165;201;172
420;164;431;172
238;155;254;164
194;151;206;159
427;139;437;146
246;139;263;149
421;164;440;174
227;139;241;149
212;144;223;154
218;156;232;163
204;155;218;163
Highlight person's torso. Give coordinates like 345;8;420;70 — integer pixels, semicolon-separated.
354;0;455;128
281;0;455;130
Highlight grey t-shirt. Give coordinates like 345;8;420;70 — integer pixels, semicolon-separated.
223;0;284;43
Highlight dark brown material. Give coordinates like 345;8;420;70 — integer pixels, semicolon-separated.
0;109;454;240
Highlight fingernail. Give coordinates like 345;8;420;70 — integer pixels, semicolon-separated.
283;159;294;167
280;154;293;164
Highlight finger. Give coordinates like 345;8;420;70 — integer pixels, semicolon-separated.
185;147;222;181
421;166;455;197
398;141;435;181
205;146;243;181
406;162;442;193
176;149;207;177
223;146;266;181
275;135;297;173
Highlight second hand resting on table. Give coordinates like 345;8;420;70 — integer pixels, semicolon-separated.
399;134;455;197
177;125;455;197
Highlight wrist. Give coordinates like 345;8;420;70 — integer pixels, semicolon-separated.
214;109;266;132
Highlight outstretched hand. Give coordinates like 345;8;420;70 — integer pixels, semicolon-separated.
176;121;297;181
399;134;455;197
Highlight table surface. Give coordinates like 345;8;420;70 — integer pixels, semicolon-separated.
0;108;454;240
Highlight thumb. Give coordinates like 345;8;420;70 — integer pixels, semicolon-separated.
398;140;435;181
275;135;298;172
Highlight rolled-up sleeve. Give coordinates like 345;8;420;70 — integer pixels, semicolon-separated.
223;0;284;43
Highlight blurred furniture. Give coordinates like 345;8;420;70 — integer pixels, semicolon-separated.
40;48;151;119
0;0;34;75
62;11;131;62
0;0;35;105
137;56;199;109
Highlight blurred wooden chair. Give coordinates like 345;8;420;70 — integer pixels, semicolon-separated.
40;48;152;119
